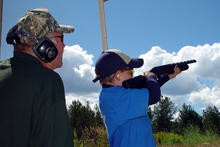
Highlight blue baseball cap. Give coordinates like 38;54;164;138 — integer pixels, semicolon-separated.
93;49;144;83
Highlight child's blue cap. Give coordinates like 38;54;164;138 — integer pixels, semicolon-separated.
93;49;144;83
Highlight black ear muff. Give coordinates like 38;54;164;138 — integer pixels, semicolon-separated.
33;37;58;63
13;30;58;63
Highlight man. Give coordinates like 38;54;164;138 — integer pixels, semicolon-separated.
93;49;181;147
0;8;74;147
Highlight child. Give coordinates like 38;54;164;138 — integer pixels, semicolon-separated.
93;49;180;147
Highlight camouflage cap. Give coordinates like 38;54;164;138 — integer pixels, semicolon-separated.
8;8;74;44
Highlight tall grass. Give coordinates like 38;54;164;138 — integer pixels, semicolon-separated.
74;126;109;147
157;126;220;146
182;126;220;146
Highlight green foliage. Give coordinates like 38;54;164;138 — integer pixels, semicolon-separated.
153;96;177;132
74;126;109;147
68;99;220;146
203;106;220;135
154;129;220;146
154;132;183;144
94;104;105;126
183;125;219;145
148;107;153;121
178;103;203;133
68;100;104;139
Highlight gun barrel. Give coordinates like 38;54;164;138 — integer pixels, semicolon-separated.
184;59;197;64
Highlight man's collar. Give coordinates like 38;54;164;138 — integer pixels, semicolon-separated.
13;51;42;65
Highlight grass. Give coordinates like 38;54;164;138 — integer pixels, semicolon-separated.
182;126;220;146
154;132;183;145
73;126;220;147
157;126;220;147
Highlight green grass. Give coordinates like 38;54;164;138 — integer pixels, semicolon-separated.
157;126;220;147
73;126;220;147
154;132;183;145
182;126;220;146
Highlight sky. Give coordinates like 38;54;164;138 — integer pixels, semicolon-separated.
1;0;220;115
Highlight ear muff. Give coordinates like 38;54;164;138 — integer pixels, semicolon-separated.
13;30;58;63
115;73;120;81
32;37;58;62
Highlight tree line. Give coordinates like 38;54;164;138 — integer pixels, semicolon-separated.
68;100;104;139
68;96;220;139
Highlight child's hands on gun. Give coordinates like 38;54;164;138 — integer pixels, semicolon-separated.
168;66;181;79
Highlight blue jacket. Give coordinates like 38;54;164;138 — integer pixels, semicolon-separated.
99;86;156;147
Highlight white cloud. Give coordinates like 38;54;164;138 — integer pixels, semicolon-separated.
178;43;220;81
56;43;220;111
136;43;220;109
74;64;94;78
56;45;100;95
55;45;101;108
65;92;99;110
135;46;200;95
189;86;220;109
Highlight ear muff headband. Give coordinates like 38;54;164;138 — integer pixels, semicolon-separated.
14;30;58;63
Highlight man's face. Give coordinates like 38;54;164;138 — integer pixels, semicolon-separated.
46;32;65;69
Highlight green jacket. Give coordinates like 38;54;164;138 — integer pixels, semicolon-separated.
0;52;73;147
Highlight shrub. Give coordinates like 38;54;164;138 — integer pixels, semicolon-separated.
154;132;183;145
74;126;109;147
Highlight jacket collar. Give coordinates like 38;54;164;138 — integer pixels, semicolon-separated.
13;51;42;65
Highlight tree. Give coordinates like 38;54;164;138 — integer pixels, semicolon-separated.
94;104;104;126
153;96;177;132
178;103;203;132
203;106;220;135
68;100;96;139
148;106;153;122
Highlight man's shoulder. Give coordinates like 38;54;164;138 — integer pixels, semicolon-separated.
36;66;62;81
19;62;62;84
0;58;11;67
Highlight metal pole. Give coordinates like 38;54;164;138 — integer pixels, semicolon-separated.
98;0;108;51
0;0;3;57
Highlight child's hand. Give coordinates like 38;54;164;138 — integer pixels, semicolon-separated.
143;71;158;79
168;66;181;79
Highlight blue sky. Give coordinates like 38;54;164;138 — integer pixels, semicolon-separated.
1;0;220;114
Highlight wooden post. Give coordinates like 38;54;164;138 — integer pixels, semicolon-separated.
0;0;3;57
98;0;108;51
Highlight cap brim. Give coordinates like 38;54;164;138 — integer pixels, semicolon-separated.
93;58;143;83
57;25;75;33
93;77;100;83
128;58;144;68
